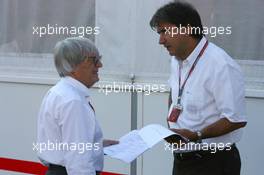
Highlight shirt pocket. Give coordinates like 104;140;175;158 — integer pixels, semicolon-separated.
183;92;204;122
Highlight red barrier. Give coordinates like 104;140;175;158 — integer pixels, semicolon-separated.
0;157;48;175
0;157;123;175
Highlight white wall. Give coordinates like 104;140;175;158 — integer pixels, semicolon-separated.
238;97;264;175
0;81;263;175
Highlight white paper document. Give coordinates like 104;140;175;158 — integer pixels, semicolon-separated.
104;124;186;163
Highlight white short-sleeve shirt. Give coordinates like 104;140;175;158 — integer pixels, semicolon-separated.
168;37;247;146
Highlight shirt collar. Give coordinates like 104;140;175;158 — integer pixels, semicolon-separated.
182;36;207;66
62;76;91;97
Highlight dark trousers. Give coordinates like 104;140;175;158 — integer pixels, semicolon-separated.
173;145;241;175
45;164;67;175
46;164;101;175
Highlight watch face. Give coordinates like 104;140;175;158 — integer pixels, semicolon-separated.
196;131;202;143
197;131;202;137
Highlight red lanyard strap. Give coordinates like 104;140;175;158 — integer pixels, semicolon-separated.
177;40;208;104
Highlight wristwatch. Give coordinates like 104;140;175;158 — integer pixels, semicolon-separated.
196;131;203;143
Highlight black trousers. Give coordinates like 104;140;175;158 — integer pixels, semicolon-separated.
45;164;101;175
172;145;241;175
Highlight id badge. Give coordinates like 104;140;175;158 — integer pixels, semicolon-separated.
167;104;183;122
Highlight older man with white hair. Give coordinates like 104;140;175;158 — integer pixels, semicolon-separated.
37;37;117;175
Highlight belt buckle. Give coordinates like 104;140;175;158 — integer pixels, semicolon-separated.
178;152;202;160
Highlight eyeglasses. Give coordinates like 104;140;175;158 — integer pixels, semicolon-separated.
86;55;102;66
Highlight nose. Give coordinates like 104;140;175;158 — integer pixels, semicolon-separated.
96;60;103;68
159;34;166;45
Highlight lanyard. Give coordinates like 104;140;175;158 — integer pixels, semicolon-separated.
177;40;208;105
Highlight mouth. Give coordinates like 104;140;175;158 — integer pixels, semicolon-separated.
165;46;174;55
165;45;171;50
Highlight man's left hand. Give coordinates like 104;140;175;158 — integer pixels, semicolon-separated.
170;128;198;142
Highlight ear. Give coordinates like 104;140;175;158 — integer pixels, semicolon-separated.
69;67;80;78
69;71;76;78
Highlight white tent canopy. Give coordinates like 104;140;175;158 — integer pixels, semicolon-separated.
0;0;263;88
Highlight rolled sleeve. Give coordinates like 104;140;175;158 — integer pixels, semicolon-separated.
212;64;247;123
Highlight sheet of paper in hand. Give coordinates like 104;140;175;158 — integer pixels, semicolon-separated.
103;124;187;163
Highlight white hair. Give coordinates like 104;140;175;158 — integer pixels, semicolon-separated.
54;37;100;77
